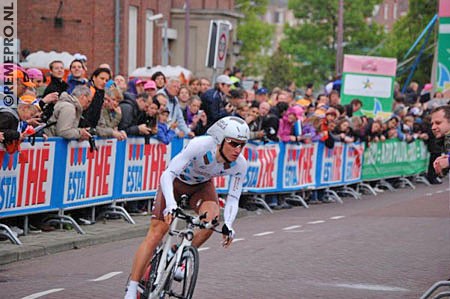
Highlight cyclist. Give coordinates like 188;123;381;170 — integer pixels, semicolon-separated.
124;116;250;299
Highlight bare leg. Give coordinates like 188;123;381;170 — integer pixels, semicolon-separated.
191;201;220;248
130;219;169;281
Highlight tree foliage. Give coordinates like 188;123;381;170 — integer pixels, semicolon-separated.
235;0;275;77
263;48;296;90
376;0;438;87
280;0;385;88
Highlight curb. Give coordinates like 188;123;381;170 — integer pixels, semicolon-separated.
0;208;250;266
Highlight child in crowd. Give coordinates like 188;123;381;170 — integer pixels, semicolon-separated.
156;108;176;145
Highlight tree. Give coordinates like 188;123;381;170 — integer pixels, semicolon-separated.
235;0;275;77
263;47;296;90
377;0;438;87
281;0;385;88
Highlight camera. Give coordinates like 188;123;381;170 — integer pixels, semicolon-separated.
88;128;98;152
198;110;204;116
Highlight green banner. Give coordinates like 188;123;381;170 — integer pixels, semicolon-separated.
362;139;429;181
437;17;450;95
341;72;395;119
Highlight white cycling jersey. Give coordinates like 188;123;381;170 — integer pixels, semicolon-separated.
160;135;247;230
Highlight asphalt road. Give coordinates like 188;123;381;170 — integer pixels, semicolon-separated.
1;180;449;299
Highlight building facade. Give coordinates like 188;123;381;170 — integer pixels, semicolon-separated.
18;0;241;78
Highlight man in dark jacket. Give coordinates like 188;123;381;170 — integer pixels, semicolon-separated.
118;92;152;136
200;74;234;127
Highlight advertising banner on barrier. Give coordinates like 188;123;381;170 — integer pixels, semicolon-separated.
121;137;172;197
0;141;57;217
344;143;364;183
318;142;345;186
362;139;429;180
282;142;317;190
63;139;117;208
243;141;280;192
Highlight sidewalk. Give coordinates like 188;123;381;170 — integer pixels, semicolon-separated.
0;208;250;266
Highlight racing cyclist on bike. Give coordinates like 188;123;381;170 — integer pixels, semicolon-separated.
124;116;250;299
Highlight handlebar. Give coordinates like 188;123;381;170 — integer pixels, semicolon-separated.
173;208;221;232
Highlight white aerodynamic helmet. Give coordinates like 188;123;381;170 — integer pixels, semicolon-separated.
207;116;250;144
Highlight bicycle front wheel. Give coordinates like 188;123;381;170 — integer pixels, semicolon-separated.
163;245;199;299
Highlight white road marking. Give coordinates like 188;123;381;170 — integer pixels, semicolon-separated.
446;188;450;191
330;216;345;220
233;238;245;242
436;190;444;194
198;247;210;252
21;289;65;299
425;193;433;196
89;271;122;282
253;231;274;237
330;283;409;292
283;225;302;230
284;230;310;233
307;220;325;224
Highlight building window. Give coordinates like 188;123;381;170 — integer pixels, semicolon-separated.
128;6;138;74
145;10;155;67
274;10;284;24
384;3;389;20
393;3;398;19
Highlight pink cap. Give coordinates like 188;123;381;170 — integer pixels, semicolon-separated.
27;68;43;80
136;79;147;85
423;83;433;91
144;80;157;90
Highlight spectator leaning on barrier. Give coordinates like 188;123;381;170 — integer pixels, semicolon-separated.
79;67;111;128
254;101;279;142
44;85;93;141
96;86;127;140
344;98;363;118
0;104;40;153
157;77;193;138
430;105;450;177
118;92;152;137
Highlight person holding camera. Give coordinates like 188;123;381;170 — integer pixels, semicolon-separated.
430;105;450;177
184;95;208;136
118;92;153;137
44;85;93;141
200;74;234;127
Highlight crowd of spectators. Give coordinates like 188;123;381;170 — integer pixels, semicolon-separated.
1;60;449;212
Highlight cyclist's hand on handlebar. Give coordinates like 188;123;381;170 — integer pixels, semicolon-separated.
163;205;178;225
221;224;235;248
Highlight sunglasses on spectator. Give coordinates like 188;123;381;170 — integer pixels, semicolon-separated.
225;138;246;148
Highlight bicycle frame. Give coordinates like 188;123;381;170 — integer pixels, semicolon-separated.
149;216;194;299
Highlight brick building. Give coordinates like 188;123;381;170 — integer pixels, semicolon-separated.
18;0;241;78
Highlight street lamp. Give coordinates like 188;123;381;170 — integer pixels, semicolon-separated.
232;40;243;57
147;13;169;66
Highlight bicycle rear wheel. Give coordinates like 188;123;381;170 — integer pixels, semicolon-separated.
163;245;199;299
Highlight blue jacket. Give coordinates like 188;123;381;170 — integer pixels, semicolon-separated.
156;122;176;145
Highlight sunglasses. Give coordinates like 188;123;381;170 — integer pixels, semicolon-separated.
225;138;246;149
